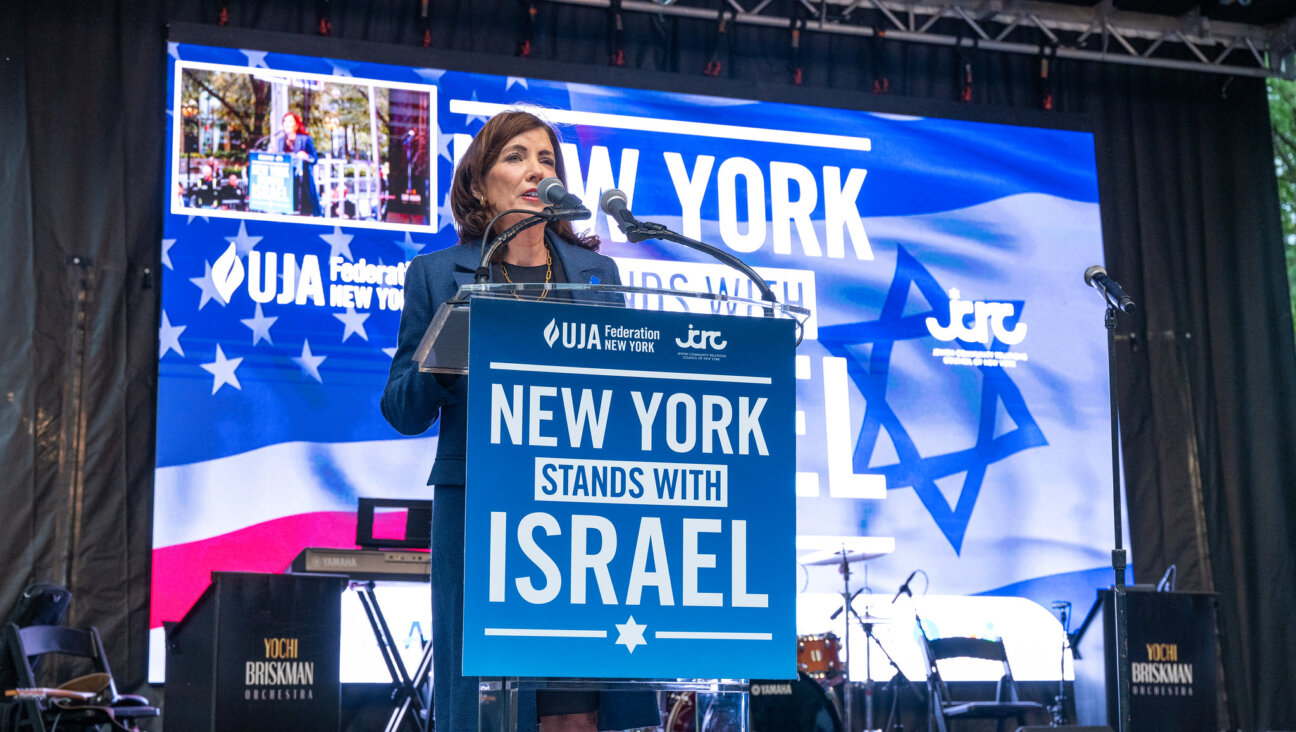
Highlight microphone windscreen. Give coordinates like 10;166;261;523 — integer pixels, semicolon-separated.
599;188;628;215
537;177;566;207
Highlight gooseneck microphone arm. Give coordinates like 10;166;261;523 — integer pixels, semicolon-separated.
649;227;779;305
599;189;779;306
474;210;552;284
474;178;594;284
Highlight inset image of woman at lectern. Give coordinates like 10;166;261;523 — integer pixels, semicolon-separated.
270;111;322;217
380;110;659;732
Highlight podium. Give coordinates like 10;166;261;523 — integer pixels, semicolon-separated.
1072;589;1217;731
417;282;807;731
164;572;347;732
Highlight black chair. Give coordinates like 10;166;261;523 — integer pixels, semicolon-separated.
919;635;1043;732
1;623;158;731
0;584;72;695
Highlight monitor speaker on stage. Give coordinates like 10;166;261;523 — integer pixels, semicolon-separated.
164;572;347;732
1072;589;1217;731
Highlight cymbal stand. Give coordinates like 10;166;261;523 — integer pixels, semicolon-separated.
850;605;899;732
833;550;857;732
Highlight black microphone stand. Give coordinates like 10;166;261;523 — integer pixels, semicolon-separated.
1103;302;1132;732
473;207;588;284
617;219;780;310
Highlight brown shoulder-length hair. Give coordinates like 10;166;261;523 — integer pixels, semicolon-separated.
451;110;599;252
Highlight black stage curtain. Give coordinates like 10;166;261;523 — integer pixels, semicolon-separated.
3;1;1294;728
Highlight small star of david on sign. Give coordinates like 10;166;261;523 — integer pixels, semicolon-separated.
614;616;647;654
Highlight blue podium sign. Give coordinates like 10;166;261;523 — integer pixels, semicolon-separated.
248;151;294;214
462;298;796;680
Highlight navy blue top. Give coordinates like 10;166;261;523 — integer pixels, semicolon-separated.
381;234;623;485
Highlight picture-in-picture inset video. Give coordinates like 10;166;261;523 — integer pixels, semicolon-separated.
172;62;437;231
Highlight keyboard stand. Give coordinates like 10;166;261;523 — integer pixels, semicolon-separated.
351;580;432;732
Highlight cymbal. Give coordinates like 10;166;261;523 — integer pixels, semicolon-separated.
798;547;889;566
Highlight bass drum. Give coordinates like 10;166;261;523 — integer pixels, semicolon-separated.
665;691;744;732
749;673;843;732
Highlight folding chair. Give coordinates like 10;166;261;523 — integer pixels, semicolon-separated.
2;623;158;731
919;635;1043;732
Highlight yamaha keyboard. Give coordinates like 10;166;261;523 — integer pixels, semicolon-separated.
288;547;430;582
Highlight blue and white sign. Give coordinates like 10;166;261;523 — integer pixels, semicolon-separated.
462;299;796;679
247;152;294;214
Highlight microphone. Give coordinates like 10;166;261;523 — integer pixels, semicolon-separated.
537;177;587;212
599;188;637;234
1084;265;1135;312
891;570;918;604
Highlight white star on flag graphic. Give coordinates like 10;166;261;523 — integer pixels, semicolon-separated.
159;311;186;358
240;303;278;346
334;307;371;342
241;49;269;68
320;226;355;262
413;68;446;85
161;239;176;269
293;340;327;383
190;260;227;309
225;221;263;257
200;345;243;394
394;232;425;260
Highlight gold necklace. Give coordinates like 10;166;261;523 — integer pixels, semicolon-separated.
499;247;553;301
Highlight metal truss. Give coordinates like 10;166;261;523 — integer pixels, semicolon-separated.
553;0;1296;79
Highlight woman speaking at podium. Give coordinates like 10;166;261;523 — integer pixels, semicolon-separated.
270;111;322;217
381;110;660;732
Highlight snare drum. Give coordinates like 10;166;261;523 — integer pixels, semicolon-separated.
796;633;843;680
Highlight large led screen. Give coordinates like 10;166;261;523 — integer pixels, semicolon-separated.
154;38;1115;681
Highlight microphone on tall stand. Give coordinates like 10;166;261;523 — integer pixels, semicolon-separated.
891;570;918;604
1084;265;1136;312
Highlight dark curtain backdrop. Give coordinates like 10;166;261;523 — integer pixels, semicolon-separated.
3;1;1295;728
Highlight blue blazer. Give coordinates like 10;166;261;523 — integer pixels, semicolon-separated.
269;131;322;216
381;234;623;485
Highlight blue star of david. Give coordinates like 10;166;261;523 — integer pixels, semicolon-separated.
817;246;1047;554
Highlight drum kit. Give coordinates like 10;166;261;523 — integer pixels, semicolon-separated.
658;547;908;732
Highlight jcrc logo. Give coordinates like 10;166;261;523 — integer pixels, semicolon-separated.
544;318;603;350
676;324;727;351
925;288;1027;346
